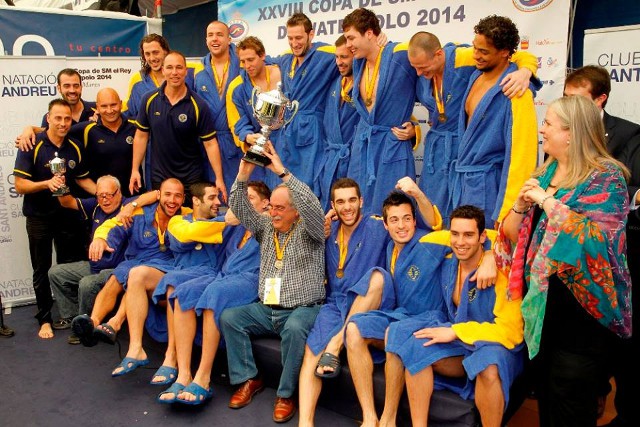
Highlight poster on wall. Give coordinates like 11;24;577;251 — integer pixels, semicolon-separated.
584;24;640;124
219;0;570;168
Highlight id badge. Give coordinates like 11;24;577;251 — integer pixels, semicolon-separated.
264;277;282;305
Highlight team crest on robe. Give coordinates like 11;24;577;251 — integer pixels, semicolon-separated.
468;288;477;302
68;160;76;169
178;114;188;123
126;136;133;144
97;139;105;144
407;265;420;281
201;85;208;92
144;231;153;238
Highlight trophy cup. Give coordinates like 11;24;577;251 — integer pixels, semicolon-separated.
245;82;299;167
46;152;70;197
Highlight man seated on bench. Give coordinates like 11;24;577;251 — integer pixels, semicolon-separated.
345;184;497;427
298;177;440;426
386;205;525;427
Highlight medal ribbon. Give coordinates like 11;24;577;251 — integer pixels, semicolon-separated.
154;211;166;249
390;245;399;277
340;77;353;103
337;226;348;272
433;74;445;119
289;57;298;79
212;58;230;93
249;65;271;90
273;222;297;262
364;46;384;106
239;229;252;249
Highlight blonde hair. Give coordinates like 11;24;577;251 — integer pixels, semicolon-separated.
534;95;629;187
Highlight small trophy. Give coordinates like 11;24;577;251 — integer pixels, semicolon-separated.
245;82;299;167
46;152;69;197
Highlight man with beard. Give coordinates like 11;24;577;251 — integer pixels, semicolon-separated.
220;143;325;423
115;182;229;378
407;31;539;224
71;178;186;347
452;15;538;227
342;8;419;215
316;36;361;211
14;99;97;339
129;51;226;204
227;35;283;188
269;12;338;191
194;21;243;191
48;175;157;344
298;178;392;427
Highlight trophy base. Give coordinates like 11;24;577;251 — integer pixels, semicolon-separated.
243;150;272;167
52;186;70;197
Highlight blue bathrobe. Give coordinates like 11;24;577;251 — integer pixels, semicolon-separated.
316;77;359;210
416;43;474;223
226;67;283;188
386;234;524;405
306;215;392;355
347;42;418;214
271;42;338;191
348;229;446;362
451;62;538;225
195;49;243;191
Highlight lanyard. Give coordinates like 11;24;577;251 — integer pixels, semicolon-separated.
336;226;348;278
289;57;299;79
432;74;447;122
390;244;399;276
364;46;383;107
249;65;271;90
238;229;252;249
340;77;353;103
273;222;297;267
212;59;230;93
155;211;167;251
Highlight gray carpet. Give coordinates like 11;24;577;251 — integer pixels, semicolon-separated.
0;305;358;427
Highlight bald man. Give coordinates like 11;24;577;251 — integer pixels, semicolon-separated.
16;88;141;197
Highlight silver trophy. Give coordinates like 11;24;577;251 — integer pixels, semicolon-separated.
245;82;299;167
46;152;69;197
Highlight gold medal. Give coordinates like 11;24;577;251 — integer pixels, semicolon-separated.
336;268;344;278
365;98;372;107
195;243;203;250
438;113;447;123
275;259;284;269
159;244;167;252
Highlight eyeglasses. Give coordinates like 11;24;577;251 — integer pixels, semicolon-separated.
96;189;119;200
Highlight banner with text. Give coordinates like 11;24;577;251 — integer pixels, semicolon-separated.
219;0;570;168
584;25;640;124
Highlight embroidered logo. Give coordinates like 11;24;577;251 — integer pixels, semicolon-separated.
126;136;133;144
195;243;203;250
468;288;478;302
407;265;420;281
68;160;76;169
178;114;188;123
154;111;161;116
97;139;105;144
144;231;153;238
201;85;208;92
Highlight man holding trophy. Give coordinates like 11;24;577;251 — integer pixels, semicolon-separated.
13;98;97;339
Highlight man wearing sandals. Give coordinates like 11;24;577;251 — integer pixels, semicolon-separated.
297;178;391;426
71;178;187;347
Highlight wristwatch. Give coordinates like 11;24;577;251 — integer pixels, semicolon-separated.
131;201;138;209
278;168;290;178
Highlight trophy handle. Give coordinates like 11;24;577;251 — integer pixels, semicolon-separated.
283;100;299;127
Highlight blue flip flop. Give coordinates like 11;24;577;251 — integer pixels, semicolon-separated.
150;365;178;386
176;382;214;406
111;357;150;377
157;382;186;404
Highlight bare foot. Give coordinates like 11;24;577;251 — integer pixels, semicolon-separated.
177;379;209;402
38;323;54;339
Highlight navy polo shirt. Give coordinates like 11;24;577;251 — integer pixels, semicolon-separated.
135;82;217;187
14;132;89;217
41;99;96;127
76;196;135;273
69;118;139;197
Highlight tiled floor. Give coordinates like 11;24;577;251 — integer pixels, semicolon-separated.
507;382;617;426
